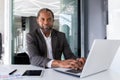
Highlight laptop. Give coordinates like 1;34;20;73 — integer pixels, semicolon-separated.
53;39;120;78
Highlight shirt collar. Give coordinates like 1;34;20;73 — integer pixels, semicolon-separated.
40;29;51;38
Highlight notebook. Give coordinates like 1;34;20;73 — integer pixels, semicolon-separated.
53;39;120;78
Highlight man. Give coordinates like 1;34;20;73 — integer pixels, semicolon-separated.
27;8;85;70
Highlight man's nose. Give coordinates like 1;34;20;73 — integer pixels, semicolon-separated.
44;20;49;24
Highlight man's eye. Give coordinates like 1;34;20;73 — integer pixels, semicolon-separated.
48;19;52;22
41;18;44;21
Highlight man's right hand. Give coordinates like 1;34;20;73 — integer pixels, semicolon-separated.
51;59;83;70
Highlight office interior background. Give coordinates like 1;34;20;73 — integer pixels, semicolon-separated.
0;0;120;72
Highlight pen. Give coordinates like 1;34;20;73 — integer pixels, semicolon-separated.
9;69;17;75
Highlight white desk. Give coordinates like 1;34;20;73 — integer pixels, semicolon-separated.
0;65;120;80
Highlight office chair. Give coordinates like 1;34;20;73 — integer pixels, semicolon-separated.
14;52;30;64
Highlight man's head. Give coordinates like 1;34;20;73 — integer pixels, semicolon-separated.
36;8;54;33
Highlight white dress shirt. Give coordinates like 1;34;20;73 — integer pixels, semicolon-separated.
40;29;54;68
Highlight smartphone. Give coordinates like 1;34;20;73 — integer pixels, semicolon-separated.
22;70;43;76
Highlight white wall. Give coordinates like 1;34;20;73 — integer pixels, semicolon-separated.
107;0;120;39
4;0;12;64
108;0;120;74
0;0;4;43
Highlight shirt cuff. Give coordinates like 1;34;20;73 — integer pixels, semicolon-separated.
46;60;54;68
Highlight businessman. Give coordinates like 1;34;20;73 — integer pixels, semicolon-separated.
26;8;85;70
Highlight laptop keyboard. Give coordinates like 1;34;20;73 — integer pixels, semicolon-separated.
66;69;82;73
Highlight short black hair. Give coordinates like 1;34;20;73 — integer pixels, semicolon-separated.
37;8;54;19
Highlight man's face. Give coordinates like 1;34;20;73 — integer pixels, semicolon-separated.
37;10;54;32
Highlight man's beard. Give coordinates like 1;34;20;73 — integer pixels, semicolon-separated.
40;26;52;32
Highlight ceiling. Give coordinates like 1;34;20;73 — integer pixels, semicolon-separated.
13;0;60;18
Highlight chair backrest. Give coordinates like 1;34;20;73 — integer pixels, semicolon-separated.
14;52;30;64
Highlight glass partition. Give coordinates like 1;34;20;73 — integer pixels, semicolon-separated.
59;0;78;56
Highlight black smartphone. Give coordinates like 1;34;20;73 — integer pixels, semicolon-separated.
22;70;43;76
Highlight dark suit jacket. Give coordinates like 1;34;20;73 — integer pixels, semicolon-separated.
26;28;77;67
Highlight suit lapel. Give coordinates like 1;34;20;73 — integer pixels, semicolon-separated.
51;30;57;59
37;28;47;57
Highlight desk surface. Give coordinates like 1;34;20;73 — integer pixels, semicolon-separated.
0;65;120;80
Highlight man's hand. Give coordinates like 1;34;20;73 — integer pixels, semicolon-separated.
76;57;86;69
51;58;86;70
